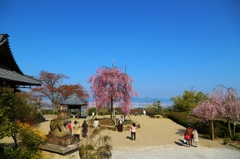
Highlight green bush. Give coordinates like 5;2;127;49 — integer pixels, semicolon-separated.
87;108;97;116
166;112;239;139
193;121;209;135
18;147;43;159
232;133;240;141
223;137;232;145
203;134;211;139
166;112;196;128
0;121;47;159
213;121;229;138
1;147;20;159
41;110;54;115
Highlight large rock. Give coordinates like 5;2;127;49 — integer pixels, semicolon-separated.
40;143;81;159
46;134;75;146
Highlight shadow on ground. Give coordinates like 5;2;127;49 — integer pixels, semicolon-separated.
175;128;185;136
126;136;132;140
174;139;186;147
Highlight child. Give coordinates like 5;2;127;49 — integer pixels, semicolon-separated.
67;120;72;135
192;129;198;147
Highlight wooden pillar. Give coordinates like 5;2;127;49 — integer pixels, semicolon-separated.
79;106;81;118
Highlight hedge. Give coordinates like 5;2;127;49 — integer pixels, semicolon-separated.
166;112;240;139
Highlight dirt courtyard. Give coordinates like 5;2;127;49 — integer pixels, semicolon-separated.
1;114;240;159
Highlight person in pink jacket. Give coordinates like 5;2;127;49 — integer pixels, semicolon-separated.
129;123;137;141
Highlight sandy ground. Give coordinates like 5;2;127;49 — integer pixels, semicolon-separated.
1;114;240;159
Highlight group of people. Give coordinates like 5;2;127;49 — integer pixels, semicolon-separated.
184;125;199;147
118;115;137;141
67;120;88;142
68;116;198;145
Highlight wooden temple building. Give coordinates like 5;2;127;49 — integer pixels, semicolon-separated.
60;91;88;118
0;34;41;92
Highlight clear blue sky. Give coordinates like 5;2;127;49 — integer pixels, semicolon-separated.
1;0;240;99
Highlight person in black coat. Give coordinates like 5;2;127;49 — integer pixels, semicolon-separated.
82;120;88;138
118;116;123;132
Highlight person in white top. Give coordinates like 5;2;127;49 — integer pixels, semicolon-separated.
121;115;125;123
143;110;146;115
93;118;100;128
192;129;198;147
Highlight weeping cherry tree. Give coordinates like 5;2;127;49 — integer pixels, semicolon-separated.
213;85;240;138
88;67;137;119
192;93;219;140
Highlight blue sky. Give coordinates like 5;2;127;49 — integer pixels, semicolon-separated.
1;0;240;100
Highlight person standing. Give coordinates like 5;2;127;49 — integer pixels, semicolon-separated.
129;123;137;141
118;116;123;132
73;120;81;142
82;120;88;138
184;125;193;147
67;120;73;135
121;115;125;123
192;129;198;147
93;118;100;129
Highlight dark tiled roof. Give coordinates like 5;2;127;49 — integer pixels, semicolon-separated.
61;91;88;105
0;67;41;86
0;34;23;74
0;34;8;46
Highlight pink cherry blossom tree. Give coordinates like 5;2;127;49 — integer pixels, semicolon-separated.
88;67;137;119
230;98;240;136
192;94;219;140
213;85;240;138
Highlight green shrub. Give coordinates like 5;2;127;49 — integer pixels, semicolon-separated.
79;127;112;159
167;112;196;128
87;108;97;116
203;134;211;139
41;110;54;115
223;137;232;145
18;147;43;159
232;133;240;141
1;146;42;159
2;147;20;159
98;108;109;116
1;121;47;159
213;121;228;138
166;112;239;139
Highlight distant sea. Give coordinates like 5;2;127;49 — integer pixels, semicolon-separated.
131;97;173;108
41;97;173;110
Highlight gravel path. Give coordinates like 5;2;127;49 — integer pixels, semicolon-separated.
112;146;240;159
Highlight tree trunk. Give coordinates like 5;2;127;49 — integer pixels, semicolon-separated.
51;100;55;114
12;133;18;148
211;120;214;140
227;119;232;138
127;115;132;121
234;124;236;136
110;98;113;119
91;109;99;120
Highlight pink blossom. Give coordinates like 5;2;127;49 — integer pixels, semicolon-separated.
88;67;138;115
